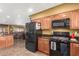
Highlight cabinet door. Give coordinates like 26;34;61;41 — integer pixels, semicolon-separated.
41;16;52;29
38;37;44;52
70;11;77;29
6;35;14;48
38;37;49;55
43;38;49;54
70;43;79;56
70;10;79;29
76;10;79;29
0;37;5;48
41;18;45;29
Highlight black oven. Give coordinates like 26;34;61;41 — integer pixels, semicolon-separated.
52;18;70;28
50;32;70;56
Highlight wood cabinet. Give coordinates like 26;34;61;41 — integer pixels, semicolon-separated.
51;9;79;29
32;19;40;23
38;37;50;55
70;10;79;29
0;35;14;48
70;43;79;56
5;35;14;48
52;12;70;20
32;9;79;30
0;37;5;48
38;37;44;52
43;39;49;54
41;16;52;29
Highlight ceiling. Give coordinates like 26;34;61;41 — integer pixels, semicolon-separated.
0;3;61;25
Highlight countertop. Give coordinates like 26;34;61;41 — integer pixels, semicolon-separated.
0;34;13;37
39;34;79;44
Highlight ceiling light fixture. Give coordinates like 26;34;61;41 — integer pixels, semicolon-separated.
6;15;10;18
17;14;21;18
28;8;33;12
0;9;3;12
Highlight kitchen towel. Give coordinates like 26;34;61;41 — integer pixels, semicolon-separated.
51;42;56;51
60;43;67;56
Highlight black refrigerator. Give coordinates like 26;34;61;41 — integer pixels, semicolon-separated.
25;22;41;52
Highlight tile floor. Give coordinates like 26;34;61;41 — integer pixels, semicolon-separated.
0;39;46;56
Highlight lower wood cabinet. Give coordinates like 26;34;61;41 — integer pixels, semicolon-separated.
70;43;79;56
0;35;14;48
0;37;5;48
38;37;50;55
5;35;14;48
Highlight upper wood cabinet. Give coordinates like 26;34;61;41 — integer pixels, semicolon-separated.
70;10;79;29
52;12;70;20
32;19;40;23
51;9;79;29
41;16;52;29
32;9;79;29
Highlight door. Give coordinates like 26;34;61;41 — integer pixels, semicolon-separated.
38;37;44;52
5;35;14;48
25;22;36;42
70;9;79;29
70;11;78;29
38;37;50;54
43;39;50;54
25;22;37;52
0;37;5;48
26;42;37;52
41;16;52;29
70;43;79;56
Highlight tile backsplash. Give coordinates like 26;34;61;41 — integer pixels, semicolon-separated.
42;28;79;36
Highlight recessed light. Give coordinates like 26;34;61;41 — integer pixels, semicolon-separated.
28;8;33;12
0;9;3;12
17;14;21;18
6;15;10;18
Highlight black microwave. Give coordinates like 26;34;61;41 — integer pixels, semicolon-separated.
52;18;70;28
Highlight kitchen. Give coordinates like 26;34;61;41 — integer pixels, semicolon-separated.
0;3;79;56
29;3;79;56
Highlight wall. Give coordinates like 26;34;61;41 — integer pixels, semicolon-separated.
13;27;24;32
0;24;25;35
30;3;79;20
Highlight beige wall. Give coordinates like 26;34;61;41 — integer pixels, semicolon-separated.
30;3;79;19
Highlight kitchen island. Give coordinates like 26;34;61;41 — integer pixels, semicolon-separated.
0;35;14;48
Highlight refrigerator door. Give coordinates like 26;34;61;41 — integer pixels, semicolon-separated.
26;42;37;52
25;22;38;52
25;22;36;33
26;34;37;42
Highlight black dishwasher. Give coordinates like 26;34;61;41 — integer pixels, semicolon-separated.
50;32;70;56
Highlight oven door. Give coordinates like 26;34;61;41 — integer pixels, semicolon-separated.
50;41;61;56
